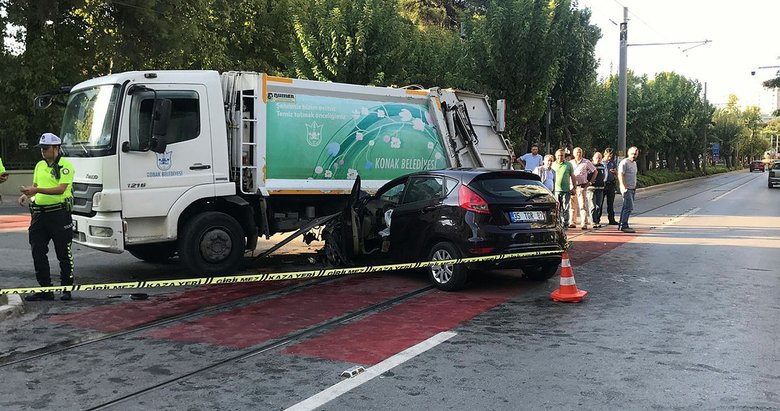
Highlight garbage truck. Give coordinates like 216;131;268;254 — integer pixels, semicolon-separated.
36;70;513;274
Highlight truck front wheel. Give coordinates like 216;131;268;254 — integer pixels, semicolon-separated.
179;212;245;275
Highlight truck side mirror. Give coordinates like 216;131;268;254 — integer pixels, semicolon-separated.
150;98;172;154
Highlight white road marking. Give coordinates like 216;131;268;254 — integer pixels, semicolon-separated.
656;207;701;229
711;183;747;202
285;331;458;411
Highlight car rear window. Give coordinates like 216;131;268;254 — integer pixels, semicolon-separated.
774;163;780;170
469;178;551;200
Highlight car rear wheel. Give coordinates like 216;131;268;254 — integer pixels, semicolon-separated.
522;262;560;281
427;241;468;291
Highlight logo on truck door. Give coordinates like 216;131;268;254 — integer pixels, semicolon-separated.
156;151;173;171
147;150;183;177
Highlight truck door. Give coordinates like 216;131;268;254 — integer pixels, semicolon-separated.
120;86;214;218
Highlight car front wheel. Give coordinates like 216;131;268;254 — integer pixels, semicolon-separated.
427;241;468;291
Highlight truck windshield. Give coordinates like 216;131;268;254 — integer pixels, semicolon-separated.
60;84;120;157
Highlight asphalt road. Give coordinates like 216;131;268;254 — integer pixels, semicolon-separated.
0;170;778;410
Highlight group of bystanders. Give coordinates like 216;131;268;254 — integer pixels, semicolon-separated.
515;144;638;233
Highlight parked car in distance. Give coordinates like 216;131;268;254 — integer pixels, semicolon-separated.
323;169;567;291
750;160;765;172
769;161;780;188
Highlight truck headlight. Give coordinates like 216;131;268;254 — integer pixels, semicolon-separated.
90;226;113;237
92;191;103;208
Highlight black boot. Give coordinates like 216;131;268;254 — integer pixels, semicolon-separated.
25;292;55;301
60;291;72;301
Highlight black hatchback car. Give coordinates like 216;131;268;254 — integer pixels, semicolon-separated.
323;169;567;291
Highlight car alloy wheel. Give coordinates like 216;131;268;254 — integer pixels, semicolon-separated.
427;241;468;291
431;249;454;284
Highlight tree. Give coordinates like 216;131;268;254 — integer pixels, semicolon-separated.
711;96;749;168
287;0;410;85
549;6;601;152
462;0;584;152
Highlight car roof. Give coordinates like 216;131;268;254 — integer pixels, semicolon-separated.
400;168;540;183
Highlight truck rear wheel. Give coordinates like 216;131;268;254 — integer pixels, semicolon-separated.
126;243;177;264
179;212;245;275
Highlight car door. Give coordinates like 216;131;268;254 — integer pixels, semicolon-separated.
389;175;447;261
360;177;408;247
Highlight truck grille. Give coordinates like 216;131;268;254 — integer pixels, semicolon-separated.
71;183;103;216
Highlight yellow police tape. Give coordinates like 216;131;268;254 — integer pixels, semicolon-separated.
0;248;567;295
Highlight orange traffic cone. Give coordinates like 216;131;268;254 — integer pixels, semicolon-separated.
550;252;588;303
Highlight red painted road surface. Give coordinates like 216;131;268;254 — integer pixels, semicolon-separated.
0;214;30;232
50;228;640;365
51;282;296;332
284;283;532;365
144;274;426;348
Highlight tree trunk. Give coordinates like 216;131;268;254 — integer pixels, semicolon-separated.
637;152;647;174
667;150;676;172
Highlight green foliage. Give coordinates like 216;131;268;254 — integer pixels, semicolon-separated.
288;0;410;85
462;0;599;150
635;165;735;188
763;74;780;89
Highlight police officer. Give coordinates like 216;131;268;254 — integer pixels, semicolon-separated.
18;133;75;301
0;156;8;183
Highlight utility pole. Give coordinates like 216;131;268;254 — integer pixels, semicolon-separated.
616;6;709;160
545;96;553;155
703;82;708;174
617;7;628;158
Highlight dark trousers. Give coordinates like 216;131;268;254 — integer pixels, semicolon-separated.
590;189;605;224
29;208;74;287
602;181;617;223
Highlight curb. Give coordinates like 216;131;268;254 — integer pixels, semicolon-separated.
0;294;25;321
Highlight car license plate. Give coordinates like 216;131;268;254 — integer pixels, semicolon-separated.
509;211;546;223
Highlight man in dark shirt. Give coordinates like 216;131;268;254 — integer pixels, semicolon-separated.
587;152;607;228
601;148;619;225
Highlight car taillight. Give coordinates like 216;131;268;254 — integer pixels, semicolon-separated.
459;185;490;214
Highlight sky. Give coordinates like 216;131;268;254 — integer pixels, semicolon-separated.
578;0;780;114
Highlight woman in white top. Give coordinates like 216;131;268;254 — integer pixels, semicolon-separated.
533;154;556;192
